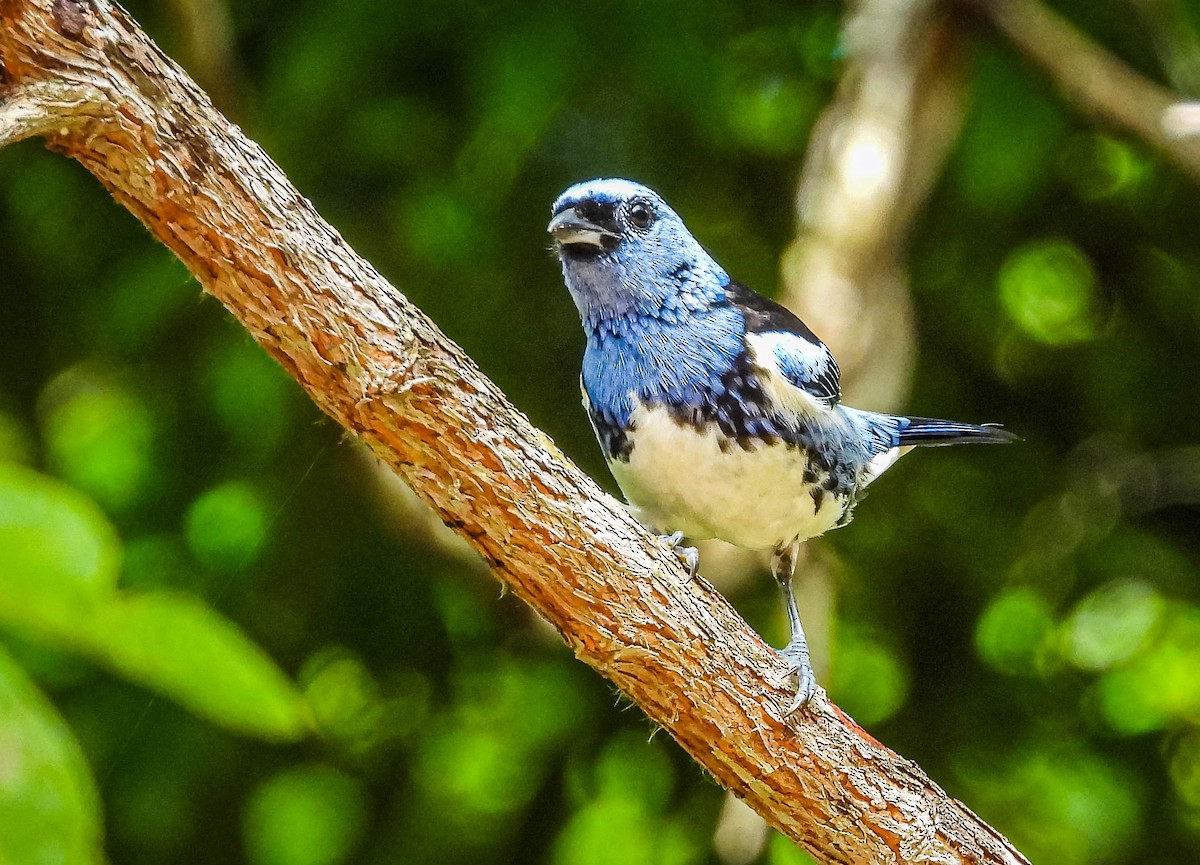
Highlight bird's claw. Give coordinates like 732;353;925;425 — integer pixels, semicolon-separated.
660;531;699;580
775;641;816;715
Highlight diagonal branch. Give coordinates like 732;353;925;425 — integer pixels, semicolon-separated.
0;1;1029;862
971;0;1200;178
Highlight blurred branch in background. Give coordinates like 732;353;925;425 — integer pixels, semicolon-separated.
784;0;967;412
1131;0;1200;95
0;1;1033;862
973;0;1200;167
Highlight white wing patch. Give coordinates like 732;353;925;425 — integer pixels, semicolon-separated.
745;332;835;418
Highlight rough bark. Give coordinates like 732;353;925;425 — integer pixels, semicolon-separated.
0;2;1029;863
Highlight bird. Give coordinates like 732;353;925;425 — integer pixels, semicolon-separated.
547;178;1015;713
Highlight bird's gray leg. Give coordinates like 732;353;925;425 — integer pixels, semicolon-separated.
772;539;816;713
659;530;699;580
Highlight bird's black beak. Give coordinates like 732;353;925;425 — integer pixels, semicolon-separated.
547;207;618;248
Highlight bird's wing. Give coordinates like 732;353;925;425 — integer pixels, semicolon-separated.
725;279;842;408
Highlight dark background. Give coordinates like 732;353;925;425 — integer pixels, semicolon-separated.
2;1;1200;863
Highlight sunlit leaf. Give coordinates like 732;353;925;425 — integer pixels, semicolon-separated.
85;593;306;741
0;463;121;626
0;643;105;865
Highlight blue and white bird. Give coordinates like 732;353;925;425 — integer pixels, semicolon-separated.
548;178;1014;712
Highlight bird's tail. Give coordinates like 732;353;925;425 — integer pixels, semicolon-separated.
897;416;1018;447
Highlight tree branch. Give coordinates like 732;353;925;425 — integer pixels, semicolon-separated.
972;0;1200;178
0;1;1029;862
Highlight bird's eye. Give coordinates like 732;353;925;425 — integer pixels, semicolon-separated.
628;202;654;229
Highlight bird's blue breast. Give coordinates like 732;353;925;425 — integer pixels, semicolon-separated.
582;306;745;434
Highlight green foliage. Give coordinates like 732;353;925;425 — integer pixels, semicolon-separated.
244;764;368;865
956;743;1142;865
767;834;818;865
0;644;105;865
2;0;1200;862
185;481;269;572
554;733;700;865
998;239;1100;345
827;628;908;726
0;464;305;740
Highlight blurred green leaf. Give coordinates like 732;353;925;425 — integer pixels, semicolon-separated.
955;743;1140;865
554;798;647;865
1094;606;1200;734
201;336;296;459
301;647;392;753
0;465;304;741
1060;579;1163;672
1056;133;1146;201
828;630;909;726
768;833;818;865
954;47;1066;211
998;239;1100;346
99;254;196;353
86;593;306;741
593;731;675;812
0;412;34;464
0;462;121;621
0;643;105;865
39;367;157;512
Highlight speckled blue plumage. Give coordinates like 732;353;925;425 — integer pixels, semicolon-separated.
552;177;1014;534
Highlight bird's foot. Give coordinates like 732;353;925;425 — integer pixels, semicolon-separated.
775;640;817;715
659;531;699;580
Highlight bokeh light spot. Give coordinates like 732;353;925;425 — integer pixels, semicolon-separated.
998;239;1099;345
829;630;909;725
1057;133;1144;200
40;368;156;511
243;764;368;865
185;481;268;572
1060;580;1163;672
1095;608;1200;734
975;587;1054;676
301;647;389;753
594;731;675;812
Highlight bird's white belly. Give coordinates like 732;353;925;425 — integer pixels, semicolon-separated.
608;404;845;550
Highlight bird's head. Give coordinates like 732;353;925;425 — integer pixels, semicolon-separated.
548;178;728;328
